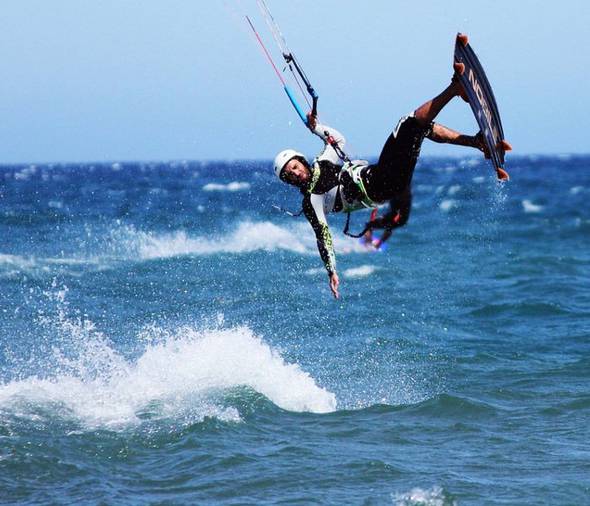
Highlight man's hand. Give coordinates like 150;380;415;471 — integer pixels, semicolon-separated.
329;272;340;299
306;112;317;130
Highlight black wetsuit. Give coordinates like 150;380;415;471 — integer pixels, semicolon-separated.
302;114;432;274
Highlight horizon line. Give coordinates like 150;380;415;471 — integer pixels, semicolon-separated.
0;152;587;168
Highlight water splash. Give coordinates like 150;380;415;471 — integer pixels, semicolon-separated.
393;486;456;506
202;181;251;192
132;221;310;258
0;290;336;430
343;264;378;279
119;220;368;260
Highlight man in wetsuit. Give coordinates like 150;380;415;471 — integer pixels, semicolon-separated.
274;76;487;299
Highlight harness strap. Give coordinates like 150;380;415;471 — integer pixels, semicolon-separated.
343;212;372;238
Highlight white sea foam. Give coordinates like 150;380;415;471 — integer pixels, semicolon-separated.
0;253;50;277
0;253;36;268
48;200;64;209
202;181;250;192
460;158;480;169
415;184;434;193
130;220;368;260
135;221;309;259
343;264;377;279
569;186;585;195
13;165;37;181
393;486;455;506
439;199;458;213
0;311;336;429
522;199;544;213
0;252;103;279
447;185;461;196
1;219;369;277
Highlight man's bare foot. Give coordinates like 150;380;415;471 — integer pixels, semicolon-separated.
451;72;469;102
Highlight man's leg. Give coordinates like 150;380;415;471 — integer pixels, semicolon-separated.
414;79;464;127
427;123;483;153
366;192;411;248
414;79;484;153
365;79;464;202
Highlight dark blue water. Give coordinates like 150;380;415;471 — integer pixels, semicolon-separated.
1;156;589;505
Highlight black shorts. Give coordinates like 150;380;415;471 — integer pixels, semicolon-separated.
363;115;432;202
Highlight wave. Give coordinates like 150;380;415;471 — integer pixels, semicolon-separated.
0;220;372;277
393;485;456;506
0;305;336;430
0;222;313;273
202;181;251;192
439;199;459;213
541;395;590;416
126;220;369;260
134;221;310;259
447;184;461;196
0;252;102;279
343;264;378;279
0;253;38;270
469;301;570;318
401;393;500;419
522;199;544;213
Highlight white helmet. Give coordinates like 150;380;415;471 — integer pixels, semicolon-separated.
273;149;305;180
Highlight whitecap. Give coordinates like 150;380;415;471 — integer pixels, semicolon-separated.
343;264;377;279
14;166;37;181
439;199;458;212
135;221;309;259
393;485;455;506
461;158;479;168
48;200;64;209
447;184;461;196
0;253;35;267
202;181;251;192
522;199;544;213
0;316;336;429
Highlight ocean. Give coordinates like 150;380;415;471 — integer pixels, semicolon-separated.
0;155;588;505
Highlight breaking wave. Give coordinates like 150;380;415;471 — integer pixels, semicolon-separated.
0;293;336;429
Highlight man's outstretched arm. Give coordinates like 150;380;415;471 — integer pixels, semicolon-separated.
303;194;340;299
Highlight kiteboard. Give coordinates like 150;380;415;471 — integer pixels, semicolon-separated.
453;33;512;180
359;231;388;252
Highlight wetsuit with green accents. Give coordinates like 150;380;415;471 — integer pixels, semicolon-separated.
302;114;433;274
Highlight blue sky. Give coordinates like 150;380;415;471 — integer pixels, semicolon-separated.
0;1;588;163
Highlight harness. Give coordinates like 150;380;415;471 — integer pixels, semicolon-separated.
334;160;383;237
339;161;378;212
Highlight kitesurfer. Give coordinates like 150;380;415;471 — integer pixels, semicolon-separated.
274;76;487;299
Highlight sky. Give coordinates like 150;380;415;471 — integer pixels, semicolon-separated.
0;0;588;164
